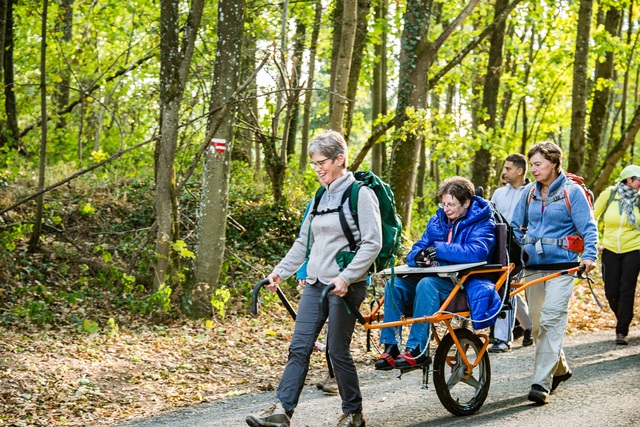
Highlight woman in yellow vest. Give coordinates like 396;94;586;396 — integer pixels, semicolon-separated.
593;164;640;345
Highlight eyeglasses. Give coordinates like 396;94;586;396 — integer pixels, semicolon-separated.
310;158;333;169
439;202;461;210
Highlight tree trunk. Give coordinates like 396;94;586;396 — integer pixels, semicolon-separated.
299;0;322;172
237;0;258;167
54;0;73;133
391;0;480;230
329;1;343;110
329;0;357;134
498;22;515;130
591;103;640;197
472;0;508;191
0;0;7;148
568;0;594;175
344;0;372;141
3;0;18;151
520;23;535;153
286;19;305;158
391;0;434;229
585;5;622;180
371;0;387;177
0;0;6;80
153;0;204;292
192;0;244;317
29;0;48;252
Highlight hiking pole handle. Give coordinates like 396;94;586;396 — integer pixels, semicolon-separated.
252;279;298;320
320;284;367;325
251;279;269;315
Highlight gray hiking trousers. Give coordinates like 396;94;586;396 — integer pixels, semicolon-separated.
277;280;367;415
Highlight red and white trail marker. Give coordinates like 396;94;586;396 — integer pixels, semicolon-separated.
210;138;226;154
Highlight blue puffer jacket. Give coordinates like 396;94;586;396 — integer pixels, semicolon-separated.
406;196;501;329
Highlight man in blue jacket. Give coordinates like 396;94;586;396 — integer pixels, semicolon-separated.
375;177;502;370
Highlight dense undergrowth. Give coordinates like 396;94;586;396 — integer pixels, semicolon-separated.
0;164;312;332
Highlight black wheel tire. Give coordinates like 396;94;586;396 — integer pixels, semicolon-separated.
433;328;491;416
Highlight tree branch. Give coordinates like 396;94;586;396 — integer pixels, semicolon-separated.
427;0;524;91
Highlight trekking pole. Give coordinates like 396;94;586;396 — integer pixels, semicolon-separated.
252;279;328;351
320;284;367;325
252;279;297;320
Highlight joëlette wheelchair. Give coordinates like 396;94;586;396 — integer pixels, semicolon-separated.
252;221;587;416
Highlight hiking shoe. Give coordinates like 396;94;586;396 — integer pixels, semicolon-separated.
488;339;510;353
528;384;549;405
513;325;524;340
551;370;572;393
246;401;292;427
394;348;429;369
374;344;400;371
616;334;628;345
522;329;534;347
337;412;366;427
317;375;338;394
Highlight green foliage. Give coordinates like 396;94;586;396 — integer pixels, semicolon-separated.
107;317;120;339
80;202;96;217
211;287;231;317
82;318;100;334
172;240;195;259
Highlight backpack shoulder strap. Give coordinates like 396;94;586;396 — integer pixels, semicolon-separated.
311;187;326;215
522;182;536;229
348;181;364;227
339;182;359;252
602;187;618;216
561;178;591;216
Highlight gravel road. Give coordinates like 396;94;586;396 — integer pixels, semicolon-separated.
119;329;640;427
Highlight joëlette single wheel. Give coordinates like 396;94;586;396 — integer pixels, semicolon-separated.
433;328;491;416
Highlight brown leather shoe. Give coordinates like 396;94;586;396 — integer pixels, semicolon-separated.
528;384;549;405
246;402;292;427
337;412;366;427
551;370;572;393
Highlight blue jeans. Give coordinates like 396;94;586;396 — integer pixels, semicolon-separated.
380;275;454;351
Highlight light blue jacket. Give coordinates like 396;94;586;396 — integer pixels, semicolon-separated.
511;173;598;265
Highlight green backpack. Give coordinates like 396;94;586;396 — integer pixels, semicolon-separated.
310;171;403;273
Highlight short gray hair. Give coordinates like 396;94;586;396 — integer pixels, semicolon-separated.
308;130;348;166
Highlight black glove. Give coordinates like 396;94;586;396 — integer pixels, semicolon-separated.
415;251;427;267
424;246;437;262
415;246;436;267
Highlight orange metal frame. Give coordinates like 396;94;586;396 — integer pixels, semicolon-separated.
359;264;582;376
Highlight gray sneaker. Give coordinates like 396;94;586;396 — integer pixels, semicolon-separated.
337;412;366;427
488;339;510;353
246;401;292;427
